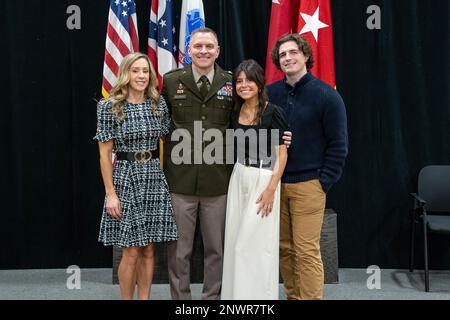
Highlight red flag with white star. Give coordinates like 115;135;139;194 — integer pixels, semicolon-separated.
265;0;300;84
296;0;335;88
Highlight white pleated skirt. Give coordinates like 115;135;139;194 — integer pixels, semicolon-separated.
221;162;280;300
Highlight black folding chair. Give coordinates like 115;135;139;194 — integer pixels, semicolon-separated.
409;165;450;292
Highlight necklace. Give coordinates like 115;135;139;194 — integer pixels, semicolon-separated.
240;103;258;125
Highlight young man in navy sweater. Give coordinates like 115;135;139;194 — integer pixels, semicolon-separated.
267;34;348;300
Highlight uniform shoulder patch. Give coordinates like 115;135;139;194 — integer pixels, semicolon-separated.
222;70;233;81
164;67;183;76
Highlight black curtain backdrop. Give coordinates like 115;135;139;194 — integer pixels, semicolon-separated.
1;0;449;269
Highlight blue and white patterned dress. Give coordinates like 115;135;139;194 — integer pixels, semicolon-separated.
94;97;178;247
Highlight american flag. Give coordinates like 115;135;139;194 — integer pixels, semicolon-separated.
102;0;139;98
148;0;177;89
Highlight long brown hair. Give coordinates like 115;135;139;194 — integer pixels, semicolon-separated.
232;59;268;125
101;53;159;121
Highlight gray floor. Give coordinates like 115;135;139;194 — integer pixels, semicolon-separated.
1;268;450;300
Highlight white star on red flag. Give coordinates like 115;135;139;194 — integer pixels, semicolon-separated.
299;6;328;42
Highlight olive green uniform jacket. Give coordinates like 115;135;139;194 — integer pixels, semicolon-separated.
162;64;234;196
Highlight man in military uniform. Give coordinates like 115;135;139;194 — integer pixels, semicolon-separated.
161;27;233;300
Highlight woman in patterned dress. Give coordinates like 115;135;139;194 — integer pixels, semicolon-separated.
94;53;178;300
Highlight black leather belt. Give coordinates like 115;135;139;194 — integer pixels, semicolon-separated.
116;149;157;164
240;158;272;169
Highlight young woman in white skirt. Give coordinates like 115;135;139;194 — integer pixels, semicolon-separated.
221;59;288;300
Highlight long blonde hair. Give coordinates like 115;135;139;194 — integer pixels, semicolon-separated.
107;53;159;121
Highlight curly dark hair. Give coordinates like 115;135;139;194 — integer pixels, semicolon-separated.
232;59;268;125
270;33;314;71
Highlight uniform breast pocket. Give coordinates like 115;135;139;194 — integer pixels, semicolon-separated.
172;98;193;123
212;99;232;124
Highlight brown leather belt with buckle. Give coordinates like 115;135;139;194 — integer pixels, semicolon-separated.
116;150;156;164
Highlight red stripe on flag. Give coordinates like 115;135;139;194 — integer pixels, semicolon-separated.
151;0;158;12
129;17;139;52
102;76;112;93
101;1;140;98
107;23;132;57
148;0;158;75
148;47;157;75
148;0;177;91
104;52;119;77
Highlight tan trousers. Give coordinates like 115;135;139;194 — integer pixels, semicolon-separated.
280;179;326;300
168;193;227;300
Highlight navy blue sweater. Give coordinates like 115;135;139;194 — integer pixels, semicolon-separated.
267;73;348;192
